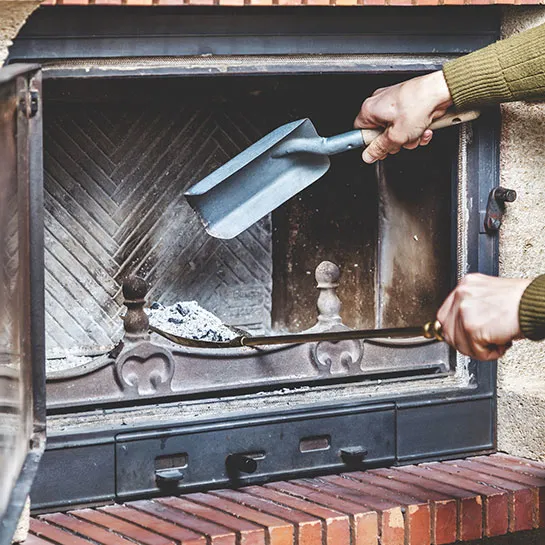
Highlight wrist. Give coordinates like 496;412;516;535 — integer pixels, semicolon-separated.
424;70;453;111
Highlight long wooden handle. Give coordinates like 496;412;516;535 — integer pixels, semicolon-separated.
360;110;480;146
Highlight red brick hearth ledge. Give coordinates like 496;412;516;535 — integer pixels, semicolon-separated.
27;454;545;545
39;0;545;6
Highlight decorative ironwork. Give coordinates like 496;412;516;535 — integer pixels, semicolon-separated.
114;342;174;396
113;277;174;395
307;261;364;374
311;339;363;375
46;262;448;408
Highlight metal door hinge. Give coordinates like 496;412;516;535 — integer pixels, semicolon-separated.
19;89;39;118
483;187;517;234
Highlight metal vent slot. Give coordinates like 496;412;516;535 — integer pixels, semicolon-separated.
300;435;331;453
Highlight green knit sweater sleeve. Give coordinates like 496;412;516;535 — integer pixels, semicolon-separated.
443;23;545;109
519;275;545;341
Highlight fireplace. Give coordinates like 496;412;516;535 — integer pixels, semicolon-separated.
36;72;457;408
7;6;502;511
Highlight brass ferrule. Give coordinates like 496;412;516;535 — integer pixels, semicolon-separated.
423;320;444;342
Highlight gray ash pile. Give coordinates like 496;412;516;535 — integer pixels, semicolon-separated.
147;301;238;342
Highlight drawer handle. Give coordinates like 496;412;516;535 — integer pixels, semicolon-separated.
226;454;258;474
155;468;185;486
340;447;368;467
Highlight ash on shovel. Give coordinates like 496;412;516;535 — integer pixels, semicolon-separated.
146;301;238;343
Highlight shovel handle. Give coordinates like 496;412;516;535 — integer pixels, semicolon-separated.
274;110;480;157
360;109;480;146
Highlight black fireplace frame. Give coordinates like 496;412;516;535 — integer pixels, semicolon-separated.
8;6;502;511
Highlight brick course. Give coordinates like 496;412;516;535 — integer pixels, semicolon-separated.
29;455;545;545
38;0;545;5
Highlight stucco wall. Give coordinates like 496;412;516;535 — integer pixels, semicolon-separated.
0;0;40;66
497;7;545;461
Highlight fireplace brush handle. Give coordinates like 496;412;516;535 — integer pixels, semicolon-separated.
149;320;444;349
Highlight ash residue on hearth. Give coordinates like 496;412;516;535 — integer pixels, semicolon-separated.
146;301;238;342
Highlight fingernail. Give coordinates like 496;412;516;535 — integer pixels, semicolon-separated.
362;151;376;164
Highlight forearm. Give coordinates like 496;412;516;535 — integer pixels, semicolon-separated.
443;23;545;109
519;274;545;341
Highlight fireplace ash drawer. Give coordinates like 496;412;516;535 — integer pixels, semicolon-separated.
31;441;116;510
115;405;395;499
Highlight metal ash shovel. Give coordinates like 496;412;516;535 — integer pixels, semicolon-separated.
184;110;479;240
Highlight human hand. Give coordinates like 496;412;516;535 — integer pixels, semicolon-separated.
437;274;532;361
354;70;453;164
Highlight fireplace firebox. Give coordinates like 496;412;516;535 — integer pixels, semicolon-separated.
7;6;502;511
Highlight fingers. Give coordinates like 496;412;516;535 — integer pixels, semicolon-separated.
371;87;388;97
469;343;510;361
436;273;524;361
403;138;421;151
452;312;473;358
440;312;511;361
362;130;433;163
362;130;400;164
420;129;433;146
354;88;392;129
354;110;383;130
362;123;417;163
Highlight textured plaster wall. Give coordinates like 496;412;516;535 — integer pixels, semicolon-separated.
0;0;40;66
497;7;545;461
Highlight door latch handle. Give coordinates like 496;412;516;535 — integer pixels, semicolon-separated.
340;447;368;467
226;454;258;474
155;468;184;486
484;187;517;234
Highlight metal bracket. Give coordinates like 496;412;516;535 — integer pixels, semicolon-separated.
18;89;39;118
484;187;517;234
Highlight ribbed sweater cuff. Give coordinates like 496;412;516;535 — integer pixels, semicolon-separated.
519;275;545;341
443;44;513;110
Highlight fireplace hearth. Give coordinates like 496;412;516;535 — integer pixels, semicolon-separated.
7;6;502;511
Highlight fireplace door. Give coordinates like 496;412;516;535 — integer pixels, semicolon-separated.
0;64;45;544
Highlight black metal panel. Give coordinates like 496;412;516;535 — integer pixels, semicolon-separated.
0;64;45;545
20;59;456;80
9;6;500;62
115;403;395;499
474;109;502;277
396;397;494;462
30;437;116;511
31;395;496;510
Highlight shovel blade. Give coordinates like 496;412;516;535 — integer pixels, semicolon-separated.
184;118;330;239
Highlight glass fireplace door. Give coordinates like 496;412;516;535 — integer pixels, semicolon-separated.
0;63;45;545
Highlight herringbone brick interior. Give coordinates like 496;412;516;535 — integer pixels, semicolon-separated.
44;102;272;357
